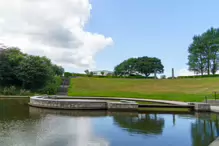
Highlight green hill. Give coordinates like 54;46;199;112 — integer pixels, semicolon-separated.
68;77;219;102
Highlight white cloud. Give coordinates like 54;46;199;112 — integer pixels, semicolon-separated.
0;0;113;70
178;68;195;76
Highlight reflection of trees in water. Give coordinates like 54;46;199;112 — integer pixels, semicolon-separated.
113;113;164;135
191;114;219;146
0;98;30;120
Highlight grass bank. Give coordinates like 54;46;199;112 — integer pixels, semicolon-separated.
68;77;219;102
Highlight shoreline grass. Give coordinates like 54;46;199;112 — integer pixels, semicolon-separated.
68;77;219;102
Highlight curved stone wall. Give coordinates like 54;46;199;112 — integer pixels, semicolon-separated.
29;96;138;110
29;96;107;110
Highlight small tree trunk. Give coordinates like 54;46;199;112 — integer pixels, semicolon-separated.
207;59;210;75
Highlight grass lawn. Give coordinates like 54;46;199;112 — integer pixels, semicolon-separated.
68;77;219;102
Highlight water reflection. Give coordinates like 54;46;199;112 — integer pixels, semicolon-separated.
34;115;109;146
113;114;164;135
190;113;219;146
1;98;219;146
0;98;30;120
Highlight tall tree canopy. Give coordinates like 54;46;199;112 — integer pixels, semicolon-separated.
114;56;164;77
0;47;64;91
188;27;219;75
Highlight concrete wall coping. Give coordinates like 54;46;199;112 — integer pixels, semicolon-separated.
209;137;219;146
31;96;107;103
29;96;138;110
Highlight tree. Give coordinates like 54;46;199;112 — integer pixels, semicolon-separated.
0;47;25;86
114;56;164;77
114;58;138;76
64;72;72;78
52;64;64;76
84;69;89;76
101;71;104;76
136;57;164;77
89;71;94;77
188;35;207;75
203;28;219;75
16;55;54;89
160;75;166;79
188;27;219;75
113;114;164;135
0;46;65;94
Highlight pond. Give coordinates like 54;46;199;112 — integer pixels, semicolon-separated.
0;98;219;146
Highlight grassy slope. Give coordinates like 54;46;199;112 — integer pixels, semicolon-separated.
68;77;219;102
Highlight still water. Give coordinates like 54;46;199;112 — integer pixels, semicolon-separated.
0;98;219;146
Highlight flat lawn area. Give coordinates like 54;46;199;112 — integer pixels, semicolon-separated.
68;77;219;102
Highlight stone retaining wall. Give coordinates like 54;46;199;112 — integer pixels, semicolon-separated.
107;102;138;110
29;96;138;111
30;97;107;110
194;103;211;112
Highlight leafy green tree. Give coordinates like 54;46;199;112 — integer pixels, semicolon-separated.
160;75;166;79
17;55;54;90
52;64;64;76
0;46;64;94
188;35;207;75
89;71;94;77
64;72;72;78
203;28;219;75
114;56;164;77
188;27;219;75
113;114;164;135
136;57;164;77
0;47;24;86
101;71;104;76
84;69;89;76
114;58;138;76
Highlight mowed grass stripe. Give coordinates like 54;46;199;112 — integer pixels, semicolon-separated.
68;77;219;102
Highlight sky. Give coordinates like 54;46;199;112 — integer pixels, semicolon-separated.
0;0;219;77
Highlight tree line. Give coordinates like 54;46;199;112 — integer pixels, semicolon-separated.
82;56;164;78
0;47;64;94
188;27;219;75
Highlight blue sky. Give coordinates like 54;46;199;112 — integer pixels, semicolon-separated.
85;0;219;77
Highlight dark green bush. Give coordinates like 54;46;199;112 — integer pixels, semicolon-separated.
160;75;166;79
89;75;156;79
39;76;62;95
64;72;72;78
2;86;17;95
19;89;31;96
72;73;87;77
71;72;157;79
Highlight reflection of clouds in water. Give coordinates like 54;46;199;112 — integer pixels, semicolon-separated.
36;115;109;146
0;115;109;146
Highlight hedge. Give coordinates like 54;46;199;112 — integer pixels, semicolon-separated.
177;74;219;79
75;75;157;79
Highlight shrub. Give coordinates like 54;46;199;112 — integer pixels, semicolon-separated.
2;86;17;95
167;77;176;79
64;72;72;78
89;75;157;79
39;76;62;95
88;71;94;77
72;73;87;77
177;74;219;79
19;89;31;95
160;75;166;79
